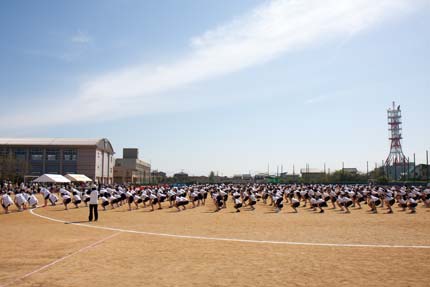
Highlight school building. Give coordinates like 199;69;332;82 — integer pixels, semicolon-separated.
0;138;115;183
113;148;151;184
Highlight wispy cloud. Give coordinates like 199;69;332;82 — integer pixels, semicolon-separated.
71;30;91;44
1;0;421;129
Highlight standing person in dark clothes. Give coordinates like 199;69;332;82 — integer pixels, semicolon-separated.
88;185;99;222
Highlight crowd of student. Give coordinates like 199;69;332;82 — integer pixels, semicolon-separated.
0;183;430;216
1;182;429;215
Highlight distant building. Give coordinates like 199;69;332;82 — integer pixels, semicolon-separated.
408;164;429;180
151;170;167;183
113;148;151;184
0;138;114;183
280;172;300;182
173;172;188;183
343;168;358;174
232;174;253;183
300;168;325;182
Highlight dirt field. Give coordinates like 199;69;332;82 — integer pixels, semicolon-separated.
1;196;430;287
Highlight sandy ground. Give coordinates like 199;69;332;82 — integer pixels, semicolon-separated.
1;196;430;287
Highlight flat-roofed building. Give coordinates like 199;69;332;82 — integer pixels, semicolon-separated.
0;138;115;183
113;148;151;184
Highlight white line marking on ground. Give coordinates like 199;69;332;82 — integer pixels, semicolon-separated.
0;232;120;287
30;208;430;249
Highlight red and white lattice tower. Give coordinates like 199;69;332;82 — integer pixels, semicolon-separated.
385;101;406;166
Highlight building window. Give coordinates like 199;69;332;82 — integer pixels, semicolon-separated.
0;148;9;157
30;148;43;161
46;149;60;161
14;148;27;161
63;149;77;161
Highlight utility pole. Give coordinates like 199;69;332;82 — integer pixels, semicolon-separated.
427;150;429;183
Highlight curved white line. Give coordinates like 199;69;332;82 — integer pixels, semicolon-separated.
30;208;430;249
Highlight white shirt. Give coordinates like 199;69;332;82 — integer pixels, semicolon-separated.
89;190;99;204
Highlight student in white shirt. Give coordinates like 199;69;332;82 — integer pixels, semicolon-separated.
1;192;14;214
248;192;257;210
60;188;72;210
14;191;27;211
72;190;82;208
88;186;99;222
290;197;300;213
40;187;51;207
233;197;243;213
408;197;417;214
175;195;189;212
28;192;39;208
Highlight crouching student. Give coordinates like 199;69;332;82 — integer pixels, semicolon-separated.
338;195;353;214
40;187;51;207
408;197;418;214
368;195;381;214
248;192;257;210
167;189;177;208
83;191;91;207
1;191;14;214
49;193;58;206
72;191;82;208
234;197;243;213
213;192;224;212
28;192;39;208
175;195;189;211
290;197;300;213
14;191;27;211
274;191;284;213
101;193;109;211
384;194;395;214
60;189;72;210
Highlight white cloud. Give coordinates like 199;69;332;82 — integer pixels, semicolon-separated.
1;0;421;129
71;30;91;44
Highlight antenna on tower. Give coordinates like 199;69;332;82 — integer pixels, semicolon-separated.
385;101;406;168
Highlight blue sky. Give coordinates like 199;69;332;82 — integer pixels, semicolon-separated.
1;0;429;176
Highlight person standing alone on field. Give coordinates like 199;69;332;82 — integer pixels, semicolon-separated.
88;185;99;222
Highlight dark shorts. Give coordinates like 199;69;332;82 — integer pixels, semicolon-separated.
223;195;228;201
120;194;126;201
178;201;189;206
64;198;71;204
128;196;134;204
203;193;208;199
249;200;256;206
84;198;90;202
331;197;337;203
389;199;395;206
374;199;381;206
137;198;143;203
74;199;81;204
44;194;50;200
143;198;150;202
152;198;158;204
170;195;176;201
234;203;243;209
102;201;109;207
345;201;353;207
263;194;268;200
409;202;417;208
217;200;223;207
197;194;203;200
159;196;166;203
292;202;300;208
